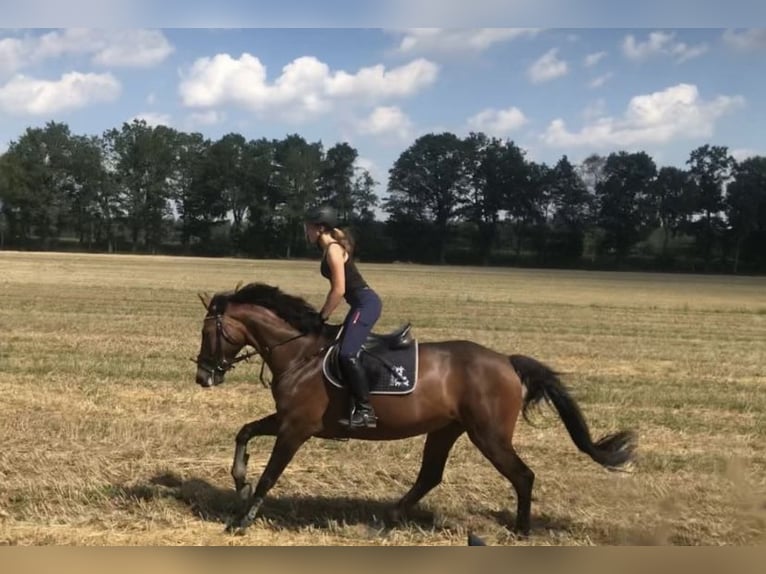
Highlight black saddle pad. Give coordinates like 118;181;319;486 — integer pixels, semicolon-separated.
322;341;419;396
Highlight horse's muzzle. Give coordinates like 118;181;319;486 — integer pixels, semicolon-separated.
196;365;224;388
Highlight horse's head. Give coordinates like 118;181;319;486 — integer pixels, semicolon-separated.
193;282;324;388
194;291;251;387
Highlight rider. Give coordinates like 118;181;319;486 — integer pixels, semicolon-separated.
304;205;381;429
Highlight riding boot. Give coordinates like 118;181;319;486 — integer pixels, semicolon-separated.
338;353;377;429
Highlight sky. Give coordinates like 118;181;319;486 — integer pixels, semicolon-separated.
1;24;765;200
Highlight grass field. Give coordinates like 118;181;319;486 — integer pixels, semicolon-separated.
1;251;765;546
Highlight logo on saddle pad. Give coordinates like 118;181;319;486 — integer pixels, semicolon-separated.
322;324;418;396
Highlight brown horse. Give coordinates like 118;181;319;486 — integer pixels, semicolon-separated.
193;282;637;536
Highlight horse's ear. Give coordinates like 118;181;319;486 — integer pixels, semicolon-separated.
234;280;243;292
198;292;211;309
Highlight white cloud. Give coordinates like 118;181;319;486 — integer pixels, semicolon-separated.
731;148;763;162
178;53;438;121
393;28;540;55
187;110;224;126
355;157;384;185
0;37;26;75
588;72;613;89
722;29;766;51
622;31;673;60
670;42;709;63
130;112;172;127
584;51;606;67
90;30;174;67
355;156;378;174
527;48;568;83
622;31;708;63
467;105;528;135
325;58;438;99
541;83;745;149
355;106;413;140
0;29;173;73
0;71;121;115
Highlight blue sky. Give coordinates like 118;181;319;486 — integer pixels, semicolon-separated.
1;27;765;199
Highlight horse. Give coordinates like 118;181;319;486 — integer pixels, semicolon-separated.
193;282;637;536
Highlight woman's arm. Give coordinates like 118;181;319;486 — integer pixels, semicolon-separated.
319;243;346;321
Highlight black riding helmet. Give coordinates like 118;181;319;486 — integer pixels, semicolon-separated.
305;205;338;228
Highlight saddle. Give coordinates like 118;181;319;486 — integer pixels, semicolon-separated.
322;323;419;395
364;322;414;351
322;322;413;351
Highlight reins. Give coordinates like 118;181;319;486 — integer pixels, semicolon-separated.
193;312;327;388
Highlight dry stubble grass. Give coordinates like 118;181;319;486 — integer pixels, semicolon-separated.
0;251;765;546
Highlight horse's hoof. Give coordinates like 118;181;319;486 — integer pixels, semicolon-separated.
386;507;406;524
513;528;530;540
224;517;250;536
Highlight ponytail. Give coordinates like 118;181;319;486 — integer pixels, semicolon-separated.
329;226;355;256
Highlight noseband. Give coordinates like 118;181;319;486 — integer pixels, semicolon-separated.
193;314;260;378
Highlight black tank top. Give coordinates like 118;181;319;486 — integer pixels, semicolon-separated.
320;242;368;297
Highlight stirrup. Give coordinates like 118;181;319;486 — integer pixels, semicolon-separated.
339;406;377;429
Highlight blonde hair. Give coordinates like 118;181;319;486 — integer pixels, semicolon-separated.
328;226;355;256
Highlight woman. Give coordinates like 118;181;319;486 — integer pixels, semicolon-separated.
304;205;381;429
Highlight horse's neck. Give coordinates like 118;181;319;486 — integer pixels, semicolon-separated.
238;308;321;375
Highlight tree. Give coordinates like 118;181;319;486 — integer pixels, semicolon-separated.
202;133;252;250
350;167;378;222
726;156;766;273
103;120;177;252
0;153;29;244
648;166;691;257
578;153;606;201
595;151;657;263
685;144;736;269
2;122;75;248
240;137;282;257
273;134;323;258
548;155;592;260
67;134;109;249
173;132;224;251
461;133;523;265
509;159;548;260
386;132;469;263
317;142;357;222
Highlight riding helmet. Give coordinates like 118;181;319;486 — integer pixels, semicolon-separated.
305;205;338;228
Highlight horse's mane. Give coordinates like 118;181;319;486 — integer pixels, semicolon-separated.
211;282;323;334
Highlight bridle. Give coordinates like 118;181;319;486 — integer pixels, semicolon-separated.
193;312;311;387
193;313;258;379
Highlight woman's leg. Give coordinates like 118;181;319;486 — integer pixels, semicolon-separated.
338;290;382;428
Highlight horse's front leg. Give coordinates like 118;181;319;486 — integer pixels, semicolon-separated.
227;428;310;535
231;413;279;500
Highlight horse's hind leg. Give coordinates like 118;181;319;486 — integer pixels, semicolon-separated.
231;413;279;500
389;422;464;522
466;426;535;536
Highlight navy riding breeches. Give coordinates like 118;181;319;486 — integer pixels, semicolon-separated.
338;287;382;360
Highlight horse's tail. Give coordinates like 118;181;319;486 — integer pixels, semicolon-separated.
509;354;636;470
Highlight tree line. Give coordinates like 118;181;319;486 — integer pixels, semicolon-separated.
1;120;765;273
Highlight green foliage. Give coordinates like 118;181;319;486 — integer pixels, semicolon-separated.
1;121;765;273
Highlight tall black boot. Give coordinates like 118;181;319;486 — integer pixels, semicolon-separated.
338;353;377;429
